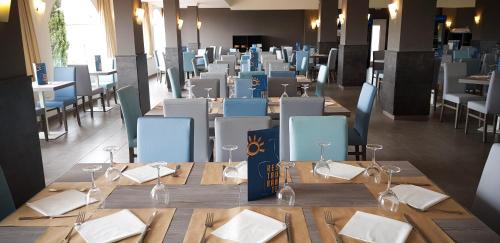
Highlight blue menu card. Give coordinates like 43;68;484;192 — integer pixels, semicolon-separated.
33;63;48;85
251;74;267;98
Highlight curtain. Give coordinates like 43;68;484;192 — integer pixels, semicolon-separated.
142;3;154;57
18;0;41;77
97;0;117;57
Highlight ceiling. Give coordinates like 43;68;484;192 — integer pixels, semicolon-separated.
142;0;476;10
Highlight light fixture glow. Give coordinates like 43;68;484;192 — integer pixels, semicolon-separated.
445;20;452;28
197;20;202;30
177;18;184;30
367;13;371;20
315;19;320;28
338;13;345;25
388;2;398;20
34;0;46;14
135;8;145;23
0;0;11;22
311;19;317;30
474;14;481;25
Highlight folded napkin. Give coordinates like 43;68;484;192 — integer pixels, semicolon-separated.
211;209;286;243
27;190;96;217
76;209;146;243
315;161;365;180
339;211;412;243
391;184;449;210
224;161;248;180
122;164;175;184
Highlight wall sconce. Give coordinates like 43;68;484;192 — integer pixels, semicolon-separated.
177;18;183;30
388;2;398;20
367;13;371;20
135;8;145;23
34;0;46;14
197;20;202;30
315;19;320;28
338;14;345;25
0;0;11;22
311;19;317;30
474;14;481;25
445;20;452;28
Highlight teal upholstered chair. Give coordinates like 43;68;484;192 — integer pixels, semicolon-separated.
295;51;309;75
137;117;194;163
223;98;268;117
453;50;471;62
239;71;265;79
183;51;196;78
167;67;182;98
234;78;253;98
0;167;15;220
117;86;142;162
269;71;296;78
348;83;377;160
289;116;348;161
315;65;328;97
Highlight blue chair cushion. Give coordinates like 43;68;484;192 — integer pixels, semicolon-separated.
42;96;77;109
223;98;268;117
100;81;115;91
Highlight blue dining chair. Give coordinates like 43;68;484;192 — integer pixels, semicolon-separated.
99;58;118;106
348;83;377;160
239;71;265;79
183;51;195;78
167;67;182;98
137;117;194;163
295;51;309;75
117;86;142;162
315;65;328;97
234;78;253;98
269;71;296;78
223;98;268;117
289;116;347;161
241;54;251;64
0;167;15;220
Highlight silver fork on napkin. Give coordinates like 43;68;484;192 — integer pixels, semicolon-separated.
62;211;85;243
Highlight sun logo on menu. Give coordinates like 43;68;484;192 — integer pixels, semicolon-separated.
247;135;265;157
251;78;260;87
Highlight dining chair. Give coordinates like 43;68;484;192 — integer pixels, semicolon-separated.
295;51;309;76
280;97;325;161
208;63;228;74
214;116;272;162
117;86;142;162
163;99;210;162
137;117;194;163
453;50;471;62
221;54;237;67
326;48;338;83
71;65;106;119
431;57;443;111
269;71;296;78
315;65;328;97
192;58;200;77
167;67;182;98
347;83;377;160
200;72;227;98
189;78;220;98
289;116;347;161
154;50;166;83
206;47;215;64
0;167;15;220
460;58;482;76
371;50;385;90
472;143;500;234
234;78;253;98
481;53;496;75
267;77;298;97
465;72;500;143
215;60;235;76
223;98;268;117
98;58;118;107
35;107;49;141
440;62;483;128
183;51;196;79
239;71;265;79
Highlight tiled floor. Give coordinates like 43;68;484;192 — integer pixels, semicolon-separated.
40;76;496;209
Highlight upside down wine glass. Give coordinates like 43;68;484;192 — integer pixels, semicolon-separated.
150;162;170;208
314;142;331;177
249;87;256;99
364;144;383;184
222;145;239;184
281;83;289;98
301;84;309;97
277;161;296;206
104;146;121;182
83;165;103;207
378;165;401;212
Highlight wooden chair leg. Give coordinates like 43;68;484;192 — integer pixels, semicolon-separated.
439;100;445;122
74;103;81;126
361;146;367;161
454;103;460;129
62;108;68;132
464;108;470;134
483;114;489;143
112;86;118;104
129;147;135;163
89;96;94;118
100;93;106;111
81;96;86;112
354;146;360;161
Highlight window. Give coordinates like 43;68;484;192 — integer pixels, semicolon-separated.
151;8;165;53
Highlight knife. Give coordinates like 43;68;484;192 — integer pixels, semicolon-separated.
285;213;292;243
137;210;159;243
403;213;431;243
120;165;128;173
18;214;78;220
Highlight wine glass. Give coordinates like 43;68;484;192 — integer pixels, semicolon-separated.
103;146;121;182
222;145;239;184
301;84;309;97
83;165;103;206
364;144;383;184
281;83;289;98
249;87;256;98
314;142;331;177
378;165;401;212
150;162;169;208
205;87;212;99
187;83;196;99
277;161;296;206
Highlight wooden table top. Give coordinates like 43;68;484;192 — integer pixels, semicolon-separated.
459;75;491;85
1;161;498;242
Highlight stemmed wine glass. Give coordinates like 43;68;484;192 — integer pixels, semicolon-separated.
277;161;296;206
281;83;289;98
83;165;103;207
378;165;401;212
249;87;256;98
314;142;331;177
301;84;309;97
186;80;196;99
150;162;170;208
222;145;239;184
364;144;383;183
205;87;212;99
104;146;121;182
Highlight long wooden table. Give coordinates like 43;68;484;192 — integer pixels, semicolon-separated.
458;75;490;85
1;161;498;242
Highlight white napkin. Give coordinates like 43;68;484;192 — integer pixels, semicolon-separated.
225;161;248;180
211;209;286;243
315;161;365;180
340;211;412;243
391;184;449;210
27;190;97;216
76;209;146;243
122;164;175;184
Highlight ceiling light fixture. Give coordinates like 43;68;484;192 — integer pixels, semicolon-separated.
445;20;452;28
135;8;145;24
474;14;481;25
197;20;202;30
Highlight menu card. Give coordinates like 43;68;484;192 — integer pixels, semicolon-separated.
33;63;48;85
250;50;259;71
251;74;267;98
94;55;102;71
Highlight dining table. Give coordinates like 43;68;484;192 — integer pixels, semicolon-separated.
1;160;498;242
88;69;117;87
458;74;490;86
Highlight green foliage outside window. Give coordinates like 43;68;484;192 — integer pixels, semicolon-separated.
48;0;69;67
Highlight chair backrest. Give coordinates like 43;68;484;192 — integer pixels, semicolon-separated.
200;72;227;98
0;167;15;220
280;97;325;161
486;71;500;114
208;63;228;74
300;57;308;73
453;49;471;61
117;86;142;148
239;71;265;79
372;50;385;61
70;65;93;96
153;50;161;69
234;78;253;98
183;52;195;72
289;116;347;161
53;66;76;98
269;71;296;78
460;58;482;76
223;98;267;117
326;48;338;71
276;49;283;60
353;83;377;145
163;99;209;162
191;58;200;77
205;47;214;63
214;116;272;162
269;62;289;72
443;62;467;95
189;78;220;98
315;65;328;97
216;60;235;76
167;67;182;98
295;51;309;72
268;77;298;97
137;117;194;163
481;53;496;74
432;57;442;86
473;143;500;234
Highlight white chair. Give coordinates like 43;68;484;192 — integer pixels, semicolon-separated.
200;72;227;98
269;62;289;72
216;60;235;76
208;63;228;74
189;78;220;98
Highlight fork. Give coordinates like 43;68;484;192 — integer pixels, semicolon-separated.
200;212;214;243
284;213;292;243
324;211;343;243
62;211;85;243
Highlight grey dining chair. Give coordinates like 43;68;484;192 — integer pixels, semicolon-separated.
163;99;210;162
326;48;338;83
216;60;235;76
208;63;228;74
371;50;384;89
465;71;500;143
189;78;220;98
200;72;227;98
279;97;324;161
481;53;496;75
348;83;377;160
214;116;272;162
50;66;81;131
267;77;298;97
70;64;106;119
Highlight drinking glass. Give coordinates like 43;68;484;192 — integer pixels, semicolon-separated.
83;165;103;206
150;163;170;207
222;145;239;184
301;84;309;97
277;161;296;206
378;165;401;212
281;83;289;98
314;142;331;176
103;146;121;182
205;87;212;99
249;87;256;98
364;144;383;184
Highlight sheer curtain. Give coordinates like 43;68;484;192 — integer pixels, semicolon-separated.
97;0;116;57
142;3;154;57
18;0;41;77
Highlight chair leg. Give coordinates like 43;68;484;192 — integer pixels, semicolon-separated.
112;86;118;104
454;103;461;129
354;146;360;161
40;113;49;141
482;114;489;143
100;93;106;111
106;90;111;107
361;146;367;161
439;100;445;122
56;108;62;125
74;103;81;126
464;108;470;134
89;96;94;118
62;108;68;132
81;96;86;112
493;115;498;143
433;87;438;112
129;147;135;163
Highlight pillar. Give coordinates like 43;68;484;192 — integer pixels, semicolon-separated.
163;0;184;87
381;0;436;118
317;0;339;53
184;6;199;51
337;0;369;87
473;0;500;50
113;0;150;112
